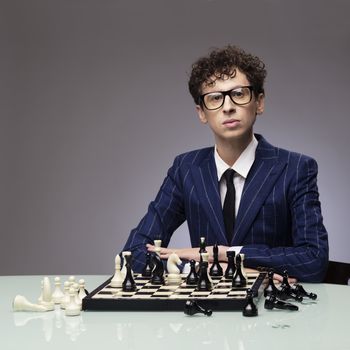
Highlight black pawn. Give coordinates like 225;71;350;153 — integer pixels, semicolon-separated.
199;237;207;264
209;244;223;277
292;284;317;300
197;256;212;291
142;252;153;278
264;294;299;311
225;251;236;279
264;270;279;297
184;300;212;316
243;289;258;317
232;254;247;287
279;270;303;302
186;259;199;285
122;254;137;292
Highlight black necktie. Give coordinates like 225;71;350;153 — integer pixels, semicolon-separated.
223;169;235;244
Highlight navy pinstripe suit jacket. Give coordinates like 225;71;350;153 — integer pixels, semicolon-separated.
124;134;328;282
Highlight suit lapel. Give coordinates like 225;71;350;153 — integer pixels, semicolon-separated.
190;151;228;245
232;136;287;245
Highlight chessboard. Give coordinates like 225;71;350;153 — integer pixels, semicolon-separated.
82;271;267;311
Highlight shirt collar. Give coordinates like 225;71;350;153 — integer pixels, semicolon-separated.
214;135;258;181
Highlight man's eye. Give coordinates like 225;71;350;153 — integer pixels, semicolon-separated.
231;90;244;98
208;94;223;102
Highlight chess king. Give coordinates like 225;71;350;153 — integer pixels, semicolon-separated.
123;45;329;282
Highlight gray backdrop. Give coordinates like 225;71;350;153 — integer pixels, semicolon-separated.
1;0;349;275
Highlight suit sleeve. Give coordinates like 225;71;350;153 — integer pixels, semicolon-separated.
123;155;186;272
241;157;329;282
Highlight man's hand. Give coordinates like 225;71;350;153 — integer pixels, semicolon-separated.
146;244;229;262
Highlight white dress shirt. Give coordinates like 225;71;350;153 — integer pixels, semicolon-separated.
214;135;258;252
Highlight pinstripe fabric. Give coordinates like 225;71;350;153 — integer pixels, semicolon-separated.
123;134;328;282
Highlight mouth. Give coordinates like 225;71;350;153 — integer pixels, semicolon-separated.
223;119;240;128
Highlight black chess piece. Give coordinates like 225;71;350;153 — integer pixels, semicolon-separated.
291;284;317;300
151;253;165;285
184;300;212;316
232;254;247;287
199;237;207;264
264;294;299;311
186;259;199;285
209;244;223;277
197;255;212;291
264;270;279;297
122;254;137;292
142;252;154;277
242;289;258;317
278;270;303;302
224;250;236;279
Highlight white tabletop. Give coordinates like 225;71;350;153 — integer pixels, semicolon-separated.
1;275;349;350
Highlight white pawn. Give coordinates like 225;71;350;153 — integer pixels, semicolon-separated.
154;240;162;256
40;277;54;311
65;287;81;316
110;255;124;288
52;277;64;304
60;281;71;309
13;295;48;312
78;279;88;300
73;283;81;306
68;276;76;287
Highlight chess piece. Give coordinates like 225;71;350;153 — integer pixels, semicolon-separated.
142;252;154;277
184;300;212;316
151;252;165;285
199;236;207;264
122;253;137;292
38;280;43;303
52;277;64;304
154;240;162;256
60;281;70;309
225;250;236;279
40;277;54;311
291;284;317;300
65;287;81;316
232;254;247;287
278;270;303;302
78;279;88;300
13;295;49;312
265;294;299;311
209;244;223;277
186;259;199;285
197;252;212;291
264;270;279;297
167;252;182;285
242;289;258;317
111;254;124;288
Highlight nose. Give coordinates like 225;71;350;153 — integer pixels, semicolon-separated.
222;95;236;113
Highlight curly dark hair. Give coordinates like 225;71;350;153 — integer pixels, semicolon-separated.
188;45;267;105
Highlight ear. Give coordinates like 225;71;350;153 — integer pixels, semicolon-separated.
255;93;265;115
196;105;208;124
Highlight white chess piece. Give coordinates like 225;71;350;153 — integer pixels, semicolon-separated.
111;254;124;288
73;283;82;306
68;276;76;287
201;252;212;283
167;252;182;285
38;279;43;303
40;277;54;311
13;295;49;312
65;287;81;316
60;281;71;309
240;253;247;279
52;277;64;304
78;279;88;300
154;240;162;256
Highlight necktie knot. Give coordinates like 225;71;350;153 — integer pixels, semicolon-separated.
223;168;235;184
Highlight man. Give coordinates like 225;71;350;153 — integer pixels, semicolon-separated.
123;45;328;282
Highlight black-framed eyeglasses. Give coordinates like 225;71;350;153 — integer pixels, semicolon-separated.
200;86;254;110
